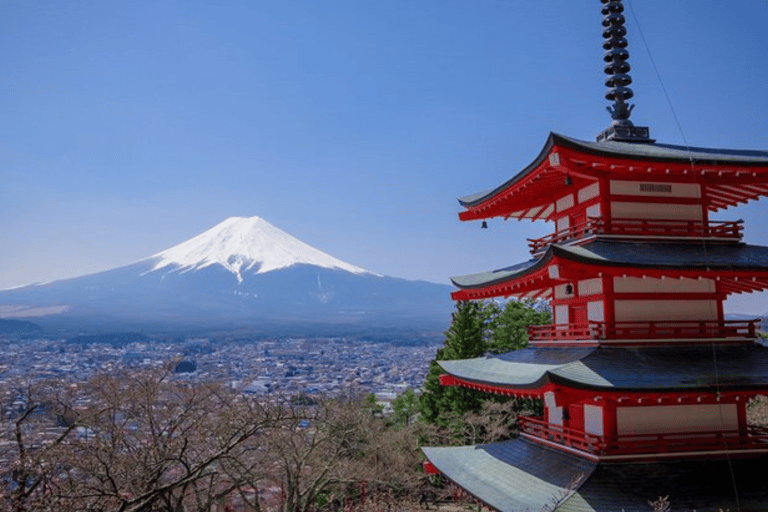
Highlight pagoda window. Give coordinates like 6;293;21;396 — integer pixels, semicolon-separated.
616;404;738;436
554;304;569;325
554;283;576;300
544;392;564;427
577;182;600;203
614;276;715;294
609;180;702;199
556;193;575;212
613;299;719;323
584;404;604;436
587;301;604;322
578;278;603;296
610;201;704;221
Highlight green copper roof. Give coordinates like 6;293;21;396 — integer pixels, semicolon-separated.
438;344;768;392
423;439;597;512
451;241;768;290
424;437;768;511
450;258;541;289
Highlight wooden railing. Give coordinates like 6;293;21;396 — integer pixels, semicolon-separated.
518;416;602;454
527;218;743;254
527;319;759;343
518;416;768;457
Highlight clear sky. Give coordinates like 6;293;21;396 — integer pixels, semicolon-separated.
2;1;768;313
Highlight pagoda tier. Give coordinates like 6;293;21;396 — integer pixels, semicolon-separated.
451;241;768;345
423;437;768;512
436;344;768;460
459;133;768;223
423;3;768;507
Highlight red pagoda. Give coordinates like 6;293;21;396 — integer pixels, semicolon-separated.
422;2;768;510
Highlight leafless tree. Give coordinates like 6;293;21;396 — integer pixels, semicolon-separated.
2;373;426;512
267;396;423;512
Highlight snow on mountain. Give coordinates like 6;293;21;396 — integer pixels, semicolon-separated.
148;216;376;282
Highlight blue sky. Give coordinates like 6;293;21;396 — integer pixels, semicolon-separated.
2;1;768;313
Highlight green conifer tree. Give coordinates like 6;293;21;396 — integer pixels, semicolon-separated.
486;299;552;354
418;301;498;424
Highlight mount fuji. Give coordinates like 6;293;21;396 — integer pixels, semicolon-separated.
0;216;453;334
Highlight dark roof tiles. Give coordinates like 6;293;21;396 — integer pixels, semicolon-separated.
451;241;768;290
423;437;768;512
459;132;768;208
438;344;768;391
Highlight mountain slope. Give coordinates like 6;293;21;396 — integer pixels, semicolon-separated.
0;216;453;333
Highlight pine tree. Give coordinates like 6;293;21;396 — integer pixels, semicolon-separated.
418;301;498;424
486;299;551;354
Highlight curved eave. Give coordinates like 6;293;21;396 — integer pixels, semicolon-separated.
423;439;768;512
452;242;768;300
438;359;557;395
422;439;598;512
451;251;555;301
458;133;768;221
438;344;768;395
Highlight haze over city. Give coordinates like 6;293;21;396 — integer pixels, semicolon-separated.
3;1;768;313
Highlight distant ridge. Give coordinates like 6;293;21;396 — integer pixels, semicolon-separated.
0;216;453;334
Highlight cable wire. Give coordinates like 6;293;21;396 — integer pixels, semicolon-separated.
626;1;741;509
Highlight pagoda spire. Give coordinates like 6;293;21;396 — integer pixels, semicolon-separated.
596;0;653;143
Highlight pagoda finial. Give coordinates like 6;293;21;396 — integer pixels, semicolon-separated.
596;0;653;143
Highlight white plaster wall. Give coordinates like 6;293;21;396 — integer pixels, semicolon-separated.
556;216;570;233
584;405;604;436
614;300;718;322
610;180;701;198
554;284;573;300
586;203;602;218
613;276;716;294
539;204;554;219
556;194;575;212
610;202;703;221
578;183;600;203
587;301;604;322
554;304;569;325
617;404;738;435
549;407;564;426
578;278;603;296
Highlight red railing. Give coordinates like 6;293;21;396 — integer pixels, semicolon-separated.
518;416;768;457
527;323;598;342
527;319;759;343
528;218;743;254
518;416;602;454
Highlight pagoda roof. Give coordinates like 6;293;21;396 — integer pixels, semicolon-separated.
438;344;768;393
423;437;768;512
458;133;768;220
451;240;768;299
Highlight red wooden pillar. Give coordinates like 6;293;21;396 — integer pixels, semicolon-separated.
737;398;748;436
602;398;617;443
602;274;616;331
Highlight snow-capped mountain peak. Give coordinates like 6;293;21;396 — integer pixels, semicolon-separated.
148;216;374;282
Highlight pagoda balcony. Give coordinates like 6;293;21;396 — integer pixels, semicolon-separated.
527;319;759;344
528;218;744;255
518;416;768;459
